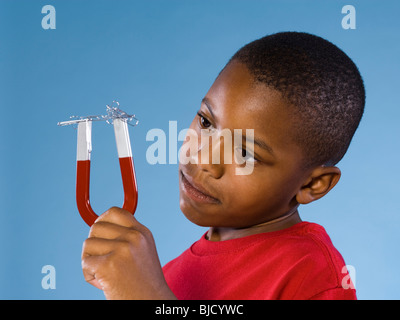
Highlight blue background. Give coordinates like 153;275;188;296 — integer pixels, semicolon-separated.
1;0;399;299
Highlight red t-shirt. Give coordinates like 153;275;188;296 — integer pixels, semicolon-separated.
163;222;356;300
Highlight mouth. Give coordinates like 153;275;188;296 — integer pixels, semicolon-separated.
180;170;220;204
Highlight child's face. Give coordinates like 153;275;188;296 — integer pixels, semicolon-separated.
179;61;309;228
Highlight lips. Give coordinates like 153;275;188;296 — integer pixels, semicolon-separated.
180;170;220;204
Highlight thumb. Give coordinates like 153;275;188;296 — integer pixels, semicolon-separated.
87;278;103;291
82;255;106;291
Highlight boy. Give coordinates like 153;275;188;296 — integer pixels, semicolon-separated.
81;32;364;300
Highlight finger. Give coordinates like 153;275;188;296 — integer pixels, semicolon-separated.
88;221;130;240
96;207;148;233
95;207;137;228
81;237;120;259
81;254;108;290
87;278;103;291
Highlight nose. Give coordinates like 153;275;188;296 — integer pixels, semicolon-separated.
195;129;233;178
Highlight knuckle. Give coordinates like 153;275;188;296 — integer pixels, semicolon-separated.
81;239;92;257
126;228;147;245
107;206;121;214
102;253;117;270
88;221;108;237
103;206;122;219
88;223;100;237
98;206;121;219
141;226;153;238
81;238;91;251
99;206;134;226
117;240;132;254
83;237;95;246
110;243;134;267
115;229;150;255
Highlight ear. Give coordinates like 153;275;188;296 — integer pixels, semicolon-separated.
296;166;341;205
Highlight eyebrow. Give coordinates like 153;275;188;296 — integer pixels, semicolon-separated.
248;136;275;157
202;97;275;157
201;97;216;120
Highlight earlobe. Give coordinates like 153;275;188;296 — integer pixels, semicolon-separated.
296;166;341;205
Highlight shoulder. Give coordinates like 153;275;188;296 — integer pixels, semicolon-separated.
275;222;356;299
291;222;347;274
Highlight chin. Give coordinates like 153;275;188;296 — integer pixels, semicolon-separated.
178;198;244;228
179;196;210;227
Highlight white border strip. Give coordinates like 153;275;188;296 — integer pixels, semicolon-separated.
77;120;92;161
113;119;132;158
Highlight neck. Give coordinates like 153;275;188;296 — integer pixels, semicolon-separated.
206;206;302;242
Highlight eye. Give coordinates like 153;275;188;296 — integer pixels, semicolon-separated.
235;147;257;164
197;112;212;129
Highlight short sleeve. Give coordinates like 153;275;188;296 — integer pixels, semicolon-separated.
308;287;357;300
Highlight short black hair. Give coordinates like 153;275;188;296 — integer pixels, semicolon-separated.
228;32;365;168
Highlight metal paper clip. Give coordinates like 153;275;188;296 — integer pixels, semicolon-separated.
58;101;139;226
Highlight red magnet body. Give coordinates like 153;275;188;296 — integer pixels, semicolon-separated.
75;119;138;226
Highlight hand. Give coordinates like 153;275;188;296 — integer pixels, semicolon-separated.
81;207;176;300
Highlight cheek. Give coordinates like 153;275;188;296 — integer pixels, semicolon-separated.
179;119;199;162
225;171;291;212
183;118;204;147
223;174;267;207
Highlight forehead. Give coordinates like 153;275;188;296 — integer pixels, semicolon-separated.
204;62;300;155
206;62;287;125
207;62;261;116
